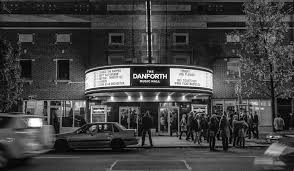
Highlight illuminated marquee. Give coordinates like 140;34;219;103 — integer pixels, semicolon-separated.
85;65;213;92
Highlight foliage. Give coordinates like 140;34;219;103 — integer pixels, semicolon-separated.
0;39;23;112
238;0;294;100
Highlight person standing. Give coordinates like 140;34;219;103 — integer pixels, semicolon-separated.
238;117;248;148
252;112;259;139
274;114;285;132
193;113;201;144
141;111;153;147
200;114;209;143
186;112;195;141
208;114;219;151
232;114;243;147
219;114;230;151
247;113;254;139
179;114;187;140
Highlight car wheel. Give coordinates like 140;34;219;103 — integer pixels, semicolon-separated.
54;140;70;153
111;139;125;151
0;150;8;169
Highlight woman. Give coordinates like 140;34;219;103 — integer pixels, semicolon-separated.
219;114;230;151
179;114;187;140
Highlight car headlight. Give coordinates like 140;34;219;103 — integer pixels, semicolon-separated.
28;118;43;128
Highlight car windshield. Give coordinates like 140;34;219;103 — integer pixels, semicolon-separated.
116;123;127;130
0;116;12;128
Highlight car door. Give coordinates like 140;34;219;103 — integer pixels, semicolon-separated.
68;124;99;148
93;123;113;147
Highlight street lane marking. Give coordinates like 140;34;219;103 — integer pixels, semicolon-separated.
108;160;118;171
182;160;192;171
35;156;81;159
108;160;192;171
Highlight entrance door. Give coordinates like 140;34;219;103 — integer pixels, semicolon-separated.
158;107;179;136
119;106;139;130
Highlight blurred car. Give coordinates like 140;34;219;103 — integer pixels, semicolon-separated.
0;113;55;169
54;122;139;152
254;135;294;171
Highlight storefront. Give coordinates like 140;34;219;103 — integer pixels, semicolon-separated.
85;64;213;135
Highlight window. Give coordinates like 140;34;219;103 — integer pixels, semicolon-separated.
109;33;124;45
226;34;240;43
173;33;189;45
56;33;71;43
20;59;32;79
18;33;34;43
56;59;70;80
108;55;124;65
173;55;190;65
141;33;157;46
97;123;113;132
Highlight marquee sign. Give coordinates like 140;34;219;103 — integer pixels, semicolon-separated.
131;67;169;86
85;65;213;93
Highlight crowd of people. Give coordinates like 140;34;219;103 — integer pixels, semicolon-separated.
178;111;260;151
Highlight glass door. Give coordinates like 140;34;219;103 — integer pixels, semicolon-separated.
119;106;140;130
158;107;179;136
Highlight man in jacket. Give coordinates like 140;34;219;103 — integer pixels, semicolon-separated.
186;112;194;141
274;114;285;132
141;111;153;147
252;112;259;138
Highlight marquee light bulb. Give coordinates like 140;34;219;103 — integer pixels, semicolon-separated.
167;95;171;101
128;96;131;101
110;96;114;101
155;95;159;100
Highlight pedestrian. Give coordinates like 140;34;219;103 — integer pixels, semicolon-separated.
252;112;259;139
193;113;201;144
228;113;234;144
238;117;248;148
219;113;230;151
141;111;153;147
179;114;187;140
274;114;285;132
247;113;254;139
232;114;243;147
170;114;178;137
200;114;209;143
290;113;294;130
208;114;219;151
186;112;194;141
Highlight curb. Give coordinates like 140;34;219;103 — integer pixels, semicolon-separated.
127;145;269;149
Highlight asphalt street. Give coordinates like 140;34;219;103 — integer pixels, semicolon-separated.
7;147;267;171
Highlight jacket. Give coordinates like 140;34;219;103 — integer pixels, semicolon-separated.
142;115;153;129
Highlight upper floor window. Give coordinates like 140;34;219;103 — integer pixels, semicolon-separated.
54;59;71;80
141;33;157;46
173;55;190;65
18;33;34;44
56;33;72;44
226;34;240;43
173;33;189;45
109;33;124;45
19;59;33;79
108;55;124;65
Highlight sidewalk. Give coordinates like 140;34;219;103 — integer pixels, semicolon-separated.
129;136;270;148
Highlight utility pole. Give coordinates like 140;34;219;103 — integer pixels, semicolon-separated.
146;0;152;63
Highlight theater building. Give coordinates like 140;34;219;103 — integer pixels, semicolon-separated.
1;0;291;134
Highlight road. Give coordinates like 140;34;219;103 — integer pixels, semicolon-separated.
7;147;267;171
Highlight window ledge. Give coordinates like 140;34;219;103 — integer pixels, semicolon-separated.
21;79;33;84
54;80;71;84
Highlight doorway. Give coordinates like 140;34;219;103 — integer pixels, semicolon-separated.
119;106;140;130
158;106;179;136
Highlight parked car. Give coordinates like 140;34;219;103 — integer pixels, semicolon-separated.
0;113;55;169
54;122;139;152
254;135;294;171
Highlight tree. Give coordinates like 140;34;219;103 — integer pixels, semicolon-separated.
0;39;23;112
238;0;294;130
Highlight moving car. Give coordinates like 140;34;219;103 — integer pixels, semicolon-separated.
54;122;139;151
266;130;294;143
254;135;294;171
0;113;55;169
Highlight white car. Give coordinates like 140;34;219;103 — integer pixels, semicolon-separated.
54;122;139;152
0;113;55;169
